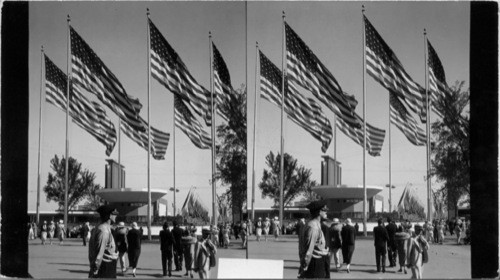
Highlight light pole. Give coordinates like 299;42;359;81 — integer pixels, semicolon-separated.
169;187;179;216
385;184;396;213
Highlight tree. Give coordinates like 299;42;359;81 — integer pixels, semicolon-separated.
43;155;101;211
431;81;470;218
83;179;104;210
259;151;316;207
216;85;247;221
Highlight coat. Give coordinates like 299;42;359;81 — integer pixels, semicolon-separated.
114;227;128;253
160;228;175;252
341;224;356;247
329;223;342;250
385;223;398;248
373;225;389;248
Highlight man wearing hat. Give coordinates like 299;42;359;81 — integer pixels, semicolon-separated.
298;200;329;278
373;218;390;273
88;205;119;278
385;217;398;268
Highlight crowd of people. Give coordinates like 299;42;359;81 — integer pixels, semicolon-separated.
86;206;220;279
28;207;470;279
30;220;67;245
296;200;471;279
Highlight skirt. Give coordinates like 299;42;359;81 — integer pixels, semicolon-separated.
341;245;355;264
128;248;141;268
301;257;327;279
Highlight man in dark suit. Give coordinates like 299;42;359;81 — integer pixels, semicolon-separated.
340;218;356;273
385;217;398;268
373;218;390;273
172;221;184;271
160;222;175;277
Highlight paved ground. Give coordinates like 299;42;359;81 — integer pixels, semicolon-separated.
28;235;470;278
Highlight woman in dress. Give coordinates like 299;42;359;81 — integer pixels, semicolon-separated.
57;220;66;245
263;217;271;242
40;221;48;245
222;224;230;248
395;226;409;274
211;225;219;248
127;222;143;277
115;222;129;274
194;229;216;279
272;217;281;240
255;217;263;242
182;227;197;278
48;221;56;245
406;225;429;279
454;219;463;245
426;221;434;244
240;221;248;248
437;220;445;244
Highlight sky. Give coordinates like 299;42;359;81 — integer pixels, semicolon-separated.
28;2;470;218
28;1;246;215
246;2;469;211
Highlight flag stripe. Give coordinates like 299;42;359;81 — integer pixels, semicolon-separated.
45;54;117;156
174;96;212;150
70;27;145;132
259;50;333;153
390;91;426;146
285;22;360;129
212;42;233;122
120;117;170;160
149;19;212;127
364;16;427;123
336;113;386;157
427;39;449;119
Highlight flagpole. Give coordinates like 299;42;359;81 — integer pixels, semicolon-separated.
251;42;259;222
361;6;367;237
388;95;392;213
209;32;217;225
424;29;432;221
64;15;72;233
279;11;286;230
173;97;177;217
333;113;337;178
245;1;248;260
146;8;152;240
118;118;121;189
36;46;45;225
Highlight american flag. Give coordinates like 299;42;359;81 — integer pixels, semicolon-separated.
45;55;117;156
259;51;333;153
427;39;448;119
174;95;212;150
336;112;386;157
285;22;360;129
120;117;170;160
364;16;427;123
212;42;233;123
149;19;212;127
389;91;426;146
70;27;145;132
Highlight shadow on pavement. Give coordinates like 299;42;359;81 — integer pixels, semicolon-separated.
59;268;89;274
48;262;88;267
